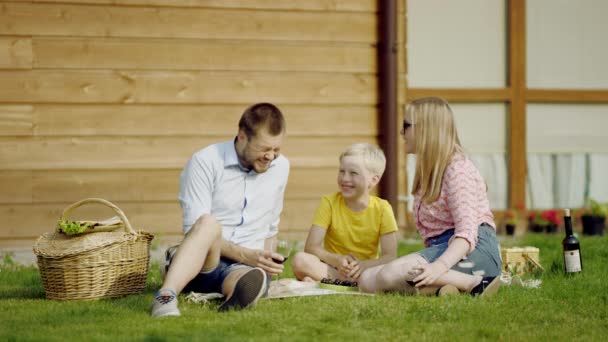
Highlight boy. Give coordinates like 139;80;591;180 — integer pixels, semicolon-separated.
291;143;398;291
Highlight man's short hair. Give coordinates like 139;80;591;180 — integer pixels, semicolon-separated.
339;143;386;178
238;103;286;138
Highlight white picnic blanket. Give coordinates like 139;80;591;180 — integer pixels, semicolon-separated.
185;278;371;304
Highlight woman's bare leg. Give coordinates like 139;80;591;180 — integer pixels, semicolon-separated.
375;253;482;292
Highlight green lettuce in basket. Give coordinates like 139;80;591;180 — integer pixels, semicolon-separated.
56;220;93;236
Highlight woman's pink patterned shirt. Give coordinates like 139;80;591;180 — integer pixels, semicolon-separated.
414;155;496;251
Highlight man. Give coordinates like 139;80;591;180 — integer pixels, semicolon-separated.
151;103;290;317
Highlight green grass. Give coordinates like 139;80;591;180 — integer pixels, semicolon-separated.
1;234;607;341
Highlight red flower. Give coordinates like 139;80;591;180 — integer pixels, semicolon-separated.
529;209;562;226
541;209;562;226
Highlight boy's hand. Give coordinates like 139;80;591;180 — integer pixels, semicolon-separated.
336;254;356;278
346;254;363;280
336;254;364;280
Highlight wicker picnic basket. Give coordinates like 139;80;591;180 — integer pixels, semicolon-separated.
33;198;154;300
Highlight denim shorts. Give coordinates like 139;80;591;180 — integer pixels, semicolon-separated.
179;257;251;294
417;223;502;277
165;249;266;294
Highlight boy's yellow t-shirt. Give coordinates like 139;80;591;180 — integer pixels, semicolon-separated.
311;192;398;260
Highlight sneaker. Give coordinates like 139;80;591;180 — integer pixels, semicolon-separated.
436;284;460;296
218;268;267;312
151;289;181;317
470;276;501;297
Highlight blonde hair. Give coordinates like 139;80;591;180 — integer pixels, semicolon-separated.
408;97;464;203
339;143;386;178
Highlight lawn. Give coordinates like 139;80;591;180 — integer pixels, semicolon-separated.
1;234;607;341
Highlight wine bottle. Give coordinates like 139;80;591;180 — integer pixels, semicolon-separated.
562;209;582;273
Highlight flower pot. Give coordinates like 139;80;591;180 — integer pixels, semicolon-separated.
581;215;605;236
505;224;515;236
529;223;544;233
545;223;558;234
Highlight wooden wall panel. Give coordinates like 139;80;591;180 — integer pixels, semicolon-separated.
33;104;377;136
0;37;32;69
0;3;376;43
0;167;339;204
0;105;33;136
0;1;380;241
0;171;33;203
0;199;317;238
30;170;179;203
33;38;375;73
10;0;375;12
0;71;376;104
0;202;182;238
0;136;376;170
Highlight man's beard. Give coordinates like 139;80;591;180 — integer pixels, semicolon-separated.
239;152;270;173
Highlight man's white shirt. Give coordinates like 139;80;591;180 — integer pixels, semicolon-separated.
178;140;289;250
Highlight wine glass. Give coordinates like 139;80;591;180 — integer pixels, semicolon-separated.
271;239;293;280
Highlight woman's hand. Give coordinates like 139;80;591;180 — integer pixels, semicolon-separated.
410;260;449;287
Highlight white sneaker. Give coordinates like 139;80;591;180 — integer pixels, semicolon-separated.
151;289;181;317
218;268;267;312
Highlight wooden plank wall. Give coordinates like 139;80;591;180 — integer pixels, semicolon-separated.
0;0;388;240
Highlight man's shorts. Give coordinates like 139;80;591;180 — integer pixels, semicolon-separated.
165;247;269;294
417;223;502;277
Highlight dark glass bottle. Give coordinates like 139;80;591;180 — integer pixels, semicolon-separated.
562;209;582;273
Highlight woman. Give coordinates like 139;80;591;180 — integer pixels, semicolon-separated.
358;97;502;296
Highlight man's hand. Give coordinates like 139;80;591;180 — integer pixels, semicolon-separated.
241;249;284;276
410;260;449;287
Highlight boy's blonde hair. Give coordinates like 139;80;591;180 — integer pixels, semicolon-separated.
408;97;464;204
339;143;386;178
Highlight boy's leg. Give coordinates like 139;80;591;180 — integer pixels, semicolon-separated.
291;251;332;281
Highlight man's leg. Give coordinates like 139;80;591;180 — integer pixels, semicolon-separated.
163;214;222;292
217;267;267;312
151;214;222;317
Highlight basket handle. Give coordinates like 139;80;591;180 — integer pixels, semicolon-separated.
60;198;135;234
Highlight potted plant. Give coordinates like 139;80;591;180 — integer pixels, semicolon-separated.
528;209;562;234
503;203;524;236
581;199;606;236
504;209;517;236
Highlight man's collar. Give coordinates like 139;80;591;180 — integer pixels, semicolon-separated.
224;137;252;173
224;137;241;168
